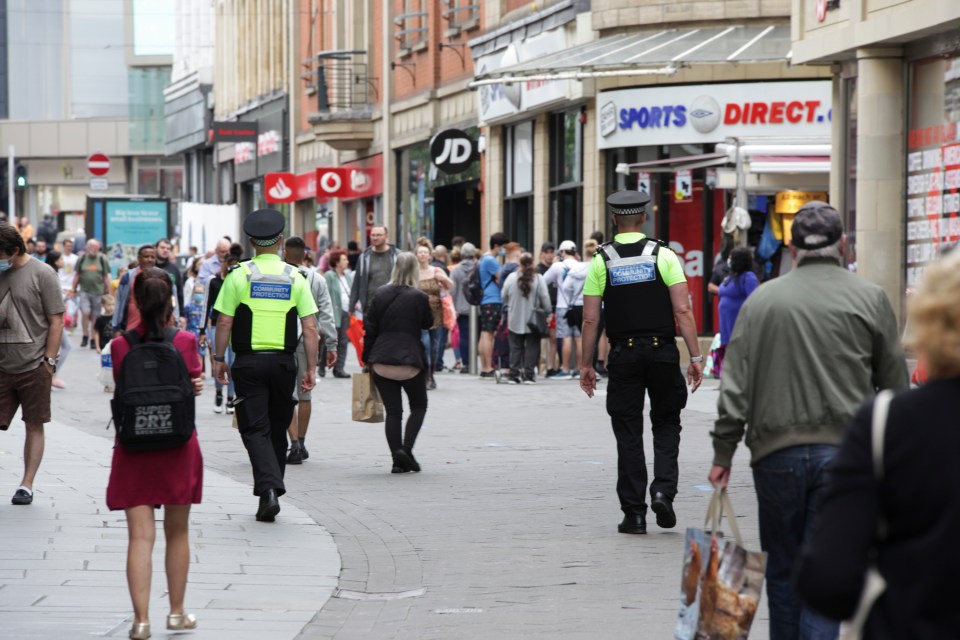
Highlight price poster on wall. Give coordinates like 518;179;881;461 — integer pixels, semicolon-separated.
637;171;651;195
674;170;693;202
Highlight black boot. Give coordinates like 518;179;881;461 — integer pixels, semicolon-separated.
256;489;280;522
426;366;437;390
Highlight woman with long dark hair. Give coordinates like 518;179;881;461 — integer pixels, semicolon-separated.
501;252;551;384
715;246;759;377
106;267;204;639
363;252;433;473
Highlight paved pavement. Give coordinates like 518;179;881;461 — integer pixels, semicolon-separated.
2;341;770;639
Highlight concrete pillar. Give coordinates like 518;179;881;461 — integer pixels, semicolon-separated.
855;48;905;322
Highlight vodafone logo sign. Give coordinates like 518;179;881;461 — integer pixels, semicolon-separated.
314;167;381;199
317;170;344;195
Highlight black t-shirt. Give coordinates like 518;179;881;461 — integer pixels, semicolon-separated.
95;314;113;347
536;262;558;309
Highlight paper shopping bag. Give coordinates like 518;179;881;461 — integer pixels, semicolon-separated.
351;372;384;423
675;489;767;640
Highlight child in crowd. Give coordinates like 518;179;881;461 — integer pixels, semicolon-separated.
94;294;116;353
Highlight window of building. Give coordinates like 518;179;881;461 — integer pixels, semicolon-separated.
442;0;479;30
905;50;960;288
505;121;534;250
549;109;583;247
396;0;427;51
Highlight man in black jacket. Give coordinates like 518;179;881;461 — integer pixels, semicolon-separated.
348;226;400;318
155;238;186;328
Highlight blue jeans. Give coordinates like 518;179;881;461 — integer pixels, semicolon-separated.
457;314;471;369
421;328;444;371
752;445;840;640
207;327;235;397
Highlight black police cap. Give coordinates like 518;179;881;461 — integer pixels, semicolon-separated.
244;209;285;244
607;190;651;216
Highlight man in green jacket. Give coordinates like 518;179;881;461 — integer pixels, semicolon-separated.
708;202;908;640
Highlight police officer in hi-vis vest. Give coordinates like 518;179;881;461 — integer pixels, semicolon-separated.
213;209;319;522
580;191;704;535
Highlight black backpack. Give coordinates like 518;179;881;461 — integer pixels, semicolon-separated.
463;261;485;306
110;328;196;451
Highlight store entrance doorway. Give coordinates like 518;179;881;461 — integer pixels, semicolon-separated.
433;180;481;248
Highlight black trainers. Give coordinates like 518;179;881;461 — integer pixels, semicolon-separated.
506;375;521;385
90;340;97;350
225;397;235;415
81;336;89;348
213;390;224;414
11;488;33;505
300;444;309;460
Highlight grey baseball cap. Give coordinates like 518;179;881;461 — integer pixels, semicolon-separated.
792;201;843;250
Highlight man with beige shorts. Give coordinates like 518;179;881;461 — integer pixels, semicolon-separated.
284;237;338;464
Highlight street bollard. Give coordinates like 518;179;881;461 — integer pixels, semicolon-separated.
469;305;479;375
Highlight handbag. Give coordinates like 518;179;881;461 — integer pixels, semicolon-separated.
351;371;385;423
565;305;584;329
440;290;457;331
527;307;548;336
675;488;767;640
838;390;893;640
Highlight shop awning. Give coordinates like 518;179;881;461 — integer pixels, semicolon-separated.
469;24;791;86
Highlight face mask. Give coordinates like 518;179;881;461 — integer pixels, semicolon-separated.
499;248;506;257
0;259;11;273
193;295;204;304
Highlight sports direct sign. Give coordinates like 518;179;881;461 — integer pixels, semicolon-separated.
596;81;832;149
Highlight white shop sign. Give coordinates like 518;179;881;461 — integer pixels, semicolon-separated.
596;81;833;149
476;27;572;125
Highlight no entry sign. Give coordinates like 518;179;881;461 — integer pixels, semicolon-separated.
87;153;111;177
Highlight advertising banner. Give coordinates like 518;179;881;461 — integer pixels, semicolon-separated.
597;81;833;149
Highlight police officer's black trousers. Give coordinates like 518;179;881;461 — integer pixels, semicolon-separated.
605;341;688;516
231;352;297;497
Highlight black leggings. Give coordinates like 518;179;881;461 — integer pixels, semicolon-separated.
372;370;428;454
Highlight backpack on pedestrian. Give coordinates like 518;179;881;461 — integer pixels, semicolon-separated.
110;328;196;451
463;261;485;306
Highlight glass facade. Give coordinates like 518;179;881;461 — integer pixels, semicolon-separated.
905;51;960;287
504;120;534;250
549;109;583;247
129;66;173;153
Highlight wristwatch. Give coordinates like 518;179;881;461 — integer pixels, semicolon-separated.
43;356;58;372
213;355;226;363
689;355;704;363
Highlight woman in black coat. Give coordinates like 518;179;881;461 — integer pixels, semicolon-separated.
362;252;433;473
796;250;960;638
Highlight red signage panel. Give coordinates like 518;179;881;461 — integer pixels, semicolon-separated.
315;155;384;200
264;172;296;203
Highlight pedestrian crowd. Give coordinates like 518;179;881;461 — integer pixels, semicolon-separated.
1;193;956;639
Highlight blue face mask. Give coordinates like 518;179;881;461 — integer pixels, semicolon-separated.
498;248;506;257
0;259;12;273
193;295;204;304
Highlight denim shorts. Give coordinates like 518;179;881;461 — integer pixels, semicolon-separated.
556;308;581;339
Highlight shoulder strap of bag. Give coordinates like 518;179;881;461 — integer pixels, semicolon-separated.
872;389;894;540
871;390;893;483
704;487;744;546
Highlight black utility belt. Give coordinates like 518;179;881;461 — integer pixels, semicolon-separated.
609;336;675;349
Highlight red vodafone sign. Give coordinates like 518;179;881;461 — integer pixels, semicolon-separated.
316;156;383;199
87;153;111;176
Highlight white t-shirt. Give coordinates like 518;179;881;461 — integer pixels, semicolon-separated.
59;253;79;292
542;258;588;309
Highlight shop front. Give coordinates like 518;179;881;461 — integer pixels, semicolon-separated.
904;48;960;287
311;156;382;251
398;132;480;249
227;96;288;224
598;80;833;333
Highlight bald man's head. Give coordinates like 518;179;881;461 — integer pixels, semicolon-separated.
215;238;230;259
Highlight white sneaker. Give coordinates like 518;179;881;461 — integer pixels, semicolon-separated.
213;391;224;414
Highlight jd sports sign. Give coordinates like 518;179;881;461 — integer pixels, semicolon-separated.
430;129;478;175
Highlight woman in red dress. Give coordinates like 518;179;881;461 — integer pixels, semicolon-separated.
106;267;205;640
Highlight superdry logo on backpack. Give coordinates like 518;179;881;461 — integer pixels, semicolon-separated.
133;405;175;435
